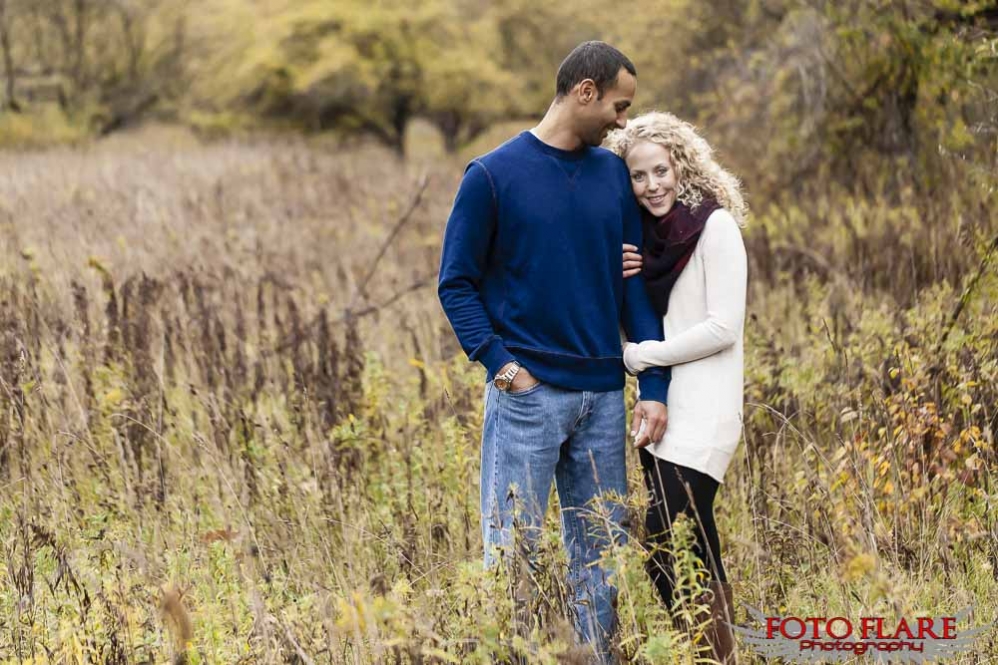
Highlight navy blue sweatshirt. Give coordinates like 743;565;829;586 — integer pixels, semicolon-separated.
437;130;670;403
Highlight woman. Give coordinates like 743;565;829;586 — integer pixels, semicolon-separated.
606;111;748;664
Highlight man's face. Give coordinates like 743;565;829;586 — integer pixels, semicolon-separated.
578;68;636;147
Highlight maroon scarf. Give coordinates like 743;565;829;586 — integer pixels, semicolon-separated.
640;197;720;316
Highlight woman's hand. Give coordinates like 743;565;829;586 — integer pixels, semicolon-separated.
623;243;643;278
623;342;644;375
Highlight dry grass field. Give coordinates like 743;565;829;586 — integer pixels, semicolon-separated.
0;124;995;663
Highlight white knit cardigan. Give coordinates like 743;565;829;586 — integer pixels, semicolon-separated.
626;207;747;484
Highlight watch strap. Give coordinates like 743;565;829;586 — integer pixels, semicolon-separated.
495;361;521;389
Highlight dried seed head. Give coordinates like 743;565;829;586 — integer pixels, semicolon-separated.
160;584;194;650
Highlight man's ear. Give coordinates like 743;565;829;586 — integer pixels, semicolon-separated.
576;79;597;105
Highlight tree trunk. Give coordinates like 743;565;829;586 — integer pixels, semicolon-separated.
71;0;86;92
390;96;412;158
117;6;141;86
0;0;19;112
443;130;459;154
29;4;44;68
434;111;461;154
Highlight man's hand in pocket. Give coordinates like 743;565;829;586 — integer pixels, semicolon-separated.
509;366;540;393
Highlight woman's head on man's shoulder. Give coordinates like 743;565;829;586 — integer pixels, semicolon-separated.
605;111;749;227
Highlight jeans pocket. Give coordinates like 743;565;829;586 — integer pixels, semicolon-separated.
507;380;544;397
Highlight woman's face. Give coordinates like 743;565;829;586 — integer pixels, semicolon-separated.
625;141;678;216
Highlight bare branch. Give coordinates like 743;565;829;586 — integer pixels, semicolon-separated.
350;172;429;306
261;175;432;357
934;233;998;356
262;275;434;357
336;275;433;324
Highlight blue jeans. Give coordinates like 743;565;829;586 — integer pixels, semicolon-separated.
480;380;628;663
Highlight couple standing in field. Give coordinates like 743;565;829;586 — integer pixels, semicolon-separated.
437;41;748;664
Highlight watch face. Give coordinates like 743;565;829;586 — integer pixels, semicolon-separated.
494;377;510;391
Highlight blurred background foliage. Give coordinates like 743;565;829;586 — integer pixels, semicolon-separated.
1;0;994;315
1;0;995;196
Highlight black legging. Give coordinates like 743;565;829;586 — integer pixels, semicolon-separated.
639;448;727;607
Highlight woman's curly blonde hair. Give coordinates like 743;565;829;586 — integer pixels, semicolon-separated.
605;111;749;227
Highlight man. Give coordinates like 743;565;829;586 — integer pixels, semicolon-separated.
437;41;669;662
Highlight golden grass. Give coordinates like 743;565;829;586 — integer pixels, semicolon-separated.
0;125;994;663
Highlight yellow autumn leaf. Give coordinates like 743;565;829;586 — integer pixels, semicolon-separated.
102;388;125;407
844;553;877;581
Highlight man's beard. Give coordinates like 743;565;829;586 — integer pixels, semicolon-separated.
586;125;613;147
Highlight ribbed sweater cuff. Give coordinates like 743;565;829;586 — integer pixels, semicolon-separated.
637;370;669;404
472;336;517;379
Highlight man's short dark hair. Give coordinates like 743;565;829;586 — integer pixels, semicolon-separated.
555;41;637;100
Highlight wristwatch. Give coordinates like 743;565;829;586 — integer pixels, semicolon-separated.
493;361;521;391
